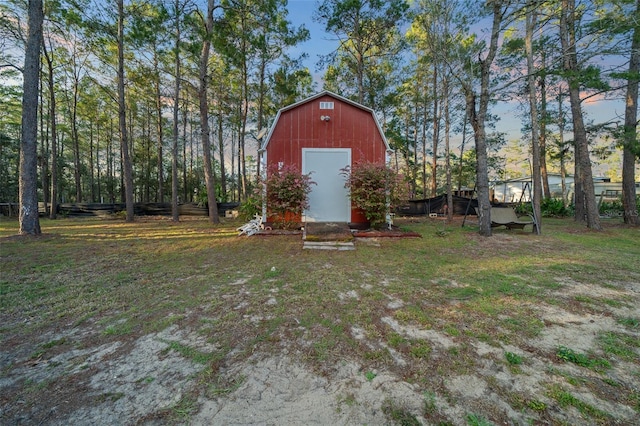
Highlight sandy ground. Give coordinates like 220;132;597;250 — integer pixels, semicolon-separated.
2;275;638;426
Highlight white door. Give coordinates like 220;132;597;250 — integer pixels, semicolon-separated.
302;148;351;222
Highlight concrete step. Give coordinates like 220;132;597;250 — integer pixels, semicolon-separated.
302;241;355;251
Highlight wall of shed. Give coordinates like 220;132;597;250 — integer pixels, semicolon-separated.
265;95;387;224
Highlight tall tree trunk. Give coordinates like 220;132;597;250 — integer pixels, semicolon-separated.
622;0;639;226
199;0;220;223
406;110;416;196
217;112;227;198
89;121;96;202
19;0;43;235
154;57;164;203
256;59;266;182
96;122;101;202
118;0;135;222
539;49;551;199
467;1;503;237
108;119;114;203
355;17;364;105
458;112;468;192
71;77;82;202
182;99;189;203
145;104;152;202
43;42;58;220
171;0;181;221
89;123;95;201
526;2;542;234
421;79;427;198
558;95;568;207
560;0;601;230
467;91;491;235
231;127;237;201
412;104;418;197
444;75;453;222
240;63;248;201
38;76;49;216
236;119;242;202
431;64;439;197
189;110;195;202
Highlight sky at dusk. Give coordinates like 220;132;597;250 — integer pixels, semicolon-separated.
2;0;631;180
281;1;633;179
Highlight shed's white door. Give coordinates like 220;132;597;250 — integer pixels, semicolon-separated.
302;148;351;222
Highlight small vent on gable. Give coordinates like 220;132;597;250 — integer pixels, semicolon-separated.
319;101;334;110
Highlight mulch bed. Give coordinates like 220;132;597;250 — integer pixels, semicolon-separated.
251;220;423;239
352;227;421;238
253;229;302;236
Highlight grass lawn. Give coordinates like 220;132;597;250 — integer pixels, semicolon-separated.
1;215;639;425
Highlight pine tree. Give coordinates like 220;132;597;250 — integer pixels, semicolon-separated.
19;0;44;235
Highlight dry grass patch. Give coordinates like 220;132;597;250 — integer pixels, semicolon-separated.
1;216;639;425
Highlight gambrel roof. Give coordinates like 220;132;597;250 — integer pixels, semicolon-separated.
260;90;391;153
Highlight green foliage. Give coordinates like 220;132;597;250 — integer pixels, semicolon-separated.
409;341;431;359
556;346;590;366
238;192;262;221
541;198;571;217
526;399;547;411
193;187;209;207
580;65;610;91
598;331;639;361
449;148;505;192
617;316;639;329
272;65;315;108
556;346;610;370
610;121;640;157
514;203;532;215
505;351;523;365
342;161;408;228
599;198;624;216
316;0;409;104
0;84;22;202
265;164;314;228
466;413;493;426
501;37;525;54
547;385;611;421
103;321;133;336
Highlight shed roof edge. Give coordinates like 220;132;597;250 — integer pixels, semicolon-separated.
260;90;391;152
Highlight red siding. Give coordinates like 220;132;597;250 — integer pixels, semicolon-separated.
266;94;387;223
268;95;385;166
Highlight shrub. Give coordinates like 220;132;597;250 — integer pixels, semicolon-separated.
599;198;624;217
598;196;640;217
541;198;570;217
515;198;574;218
514;203;532;215
265;164;314;228
342;161;407;228
238;192;262;221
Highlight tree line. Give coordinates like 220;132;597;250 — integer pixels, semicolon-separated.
1;0;638;236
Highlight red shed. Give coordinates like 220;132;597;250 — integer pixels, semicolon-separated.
259;91;392;225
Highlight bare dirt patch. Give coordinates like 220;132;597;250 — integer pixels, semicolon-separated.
4;278;637;425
